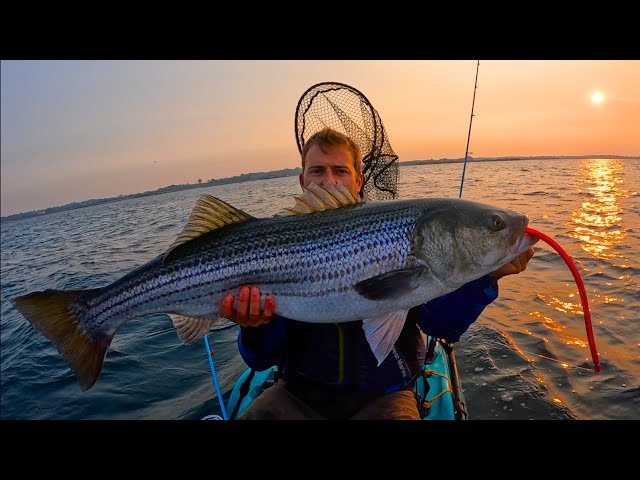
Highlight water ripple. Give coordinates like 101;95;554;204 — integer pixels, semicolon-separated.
2;160;638;419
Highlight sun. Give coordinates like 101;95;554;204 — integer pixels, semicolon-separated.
591;91;605;105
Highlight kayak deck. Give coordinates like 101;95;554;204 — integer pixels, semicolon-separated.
218;336;465;420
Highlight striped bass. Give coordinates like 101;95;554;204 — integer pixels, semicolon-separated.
12;183;536;391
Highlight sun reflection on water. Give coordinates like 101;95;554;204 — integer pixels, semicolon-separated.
570;159;628;260
528;309;590;348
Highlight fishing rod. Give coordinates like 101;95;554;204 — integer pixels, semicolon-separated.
440;60;482;420
459;60;480;199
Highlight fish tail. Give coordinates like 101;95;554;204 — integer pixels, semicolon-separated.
12;288;111;391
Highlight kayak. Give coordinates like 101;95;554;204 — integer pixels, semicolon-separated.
204;334;467;420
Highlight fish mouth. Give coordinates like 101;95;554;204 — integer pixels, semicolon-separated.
514;232;539;254
509;215;539;255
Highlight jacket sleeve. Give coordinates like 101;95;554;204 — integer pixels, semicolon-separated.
409;274;499;343
237;315;288;371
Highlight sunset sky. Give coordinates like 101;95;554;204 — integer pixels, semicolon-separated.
1;60;639;216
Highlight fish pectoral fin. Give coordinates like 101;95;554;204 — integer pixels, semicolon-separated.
362;309;410;366
163;194;254;264
354;268;425;300
168;314;221;345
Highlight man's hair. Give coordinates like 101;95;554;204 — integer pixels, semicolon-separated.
301;128;362;176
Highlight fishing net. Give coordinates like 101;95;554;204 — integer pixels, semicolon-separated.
294;82;399;201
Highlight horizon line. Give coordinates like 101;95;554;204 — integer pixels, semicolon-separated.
2;154;639;221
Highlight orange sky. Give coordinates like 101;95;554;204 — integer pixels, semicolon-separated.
1;60;639;216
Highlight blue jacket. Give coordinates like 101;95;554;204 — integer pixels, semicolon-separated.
238;274;499;393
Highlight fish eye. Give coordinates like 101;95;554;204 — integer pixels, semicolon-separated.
491;215;505;231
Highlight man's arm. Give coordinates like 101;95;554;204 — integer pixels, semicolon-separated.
237;319;288;371
410;274;498;343
412;247;535;343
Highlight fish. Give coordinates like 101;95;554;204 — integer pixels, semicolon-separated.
12;182;537;391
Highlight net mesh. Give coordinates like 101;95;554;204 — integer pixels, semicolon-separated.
294;82;399;200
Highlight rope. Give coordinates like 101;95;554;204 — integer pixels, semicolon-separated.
420;369;454;410
517;349;595;372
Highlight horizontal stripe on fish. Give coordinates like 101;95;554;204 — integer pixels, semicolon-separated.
86;202;421;328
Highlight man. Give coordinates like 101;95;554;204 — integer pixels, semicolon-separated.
220;127;534;419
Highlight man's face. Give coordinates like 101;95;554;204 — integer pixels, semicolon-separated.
299;143;364;198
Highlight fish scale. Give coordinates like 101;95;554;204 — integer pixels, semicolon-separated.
87;201;420;325
88;204;410;328
172;203;416;296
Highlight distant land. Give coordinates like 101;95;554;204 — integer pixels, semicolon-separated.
2;155;638;223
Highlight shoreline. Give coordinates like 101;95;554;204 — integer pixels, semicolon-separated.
3;155;638;223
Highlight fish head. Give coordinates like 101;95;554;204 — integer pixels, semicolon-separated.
413;199;537;286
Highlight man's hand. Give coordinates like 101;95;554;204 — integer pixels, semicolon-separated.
489;247;535;280
220;286;275;327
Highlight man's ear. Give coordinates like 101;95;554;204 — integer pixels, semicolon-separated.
299;172;306;191
356;173;364;193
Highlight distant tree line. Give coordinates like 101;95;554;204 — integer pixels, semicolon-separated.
1;167;302;223
2;154;638;223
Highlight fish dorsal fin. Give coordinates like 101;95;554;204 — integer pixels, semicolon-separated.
284;182;359;216
164;194;254;262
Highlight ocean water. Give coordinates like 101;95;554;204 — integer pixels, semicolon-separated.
1;158;638;420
